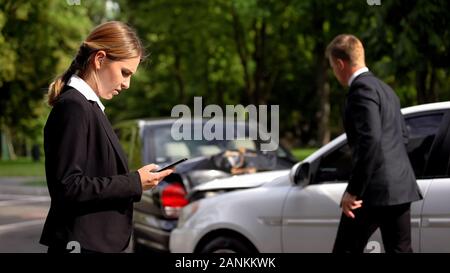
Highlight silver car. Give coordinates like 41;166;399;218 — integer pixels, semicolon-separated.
170;101;450;253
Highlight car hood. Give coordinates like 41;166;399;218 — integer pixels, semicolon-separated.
191;169;290;192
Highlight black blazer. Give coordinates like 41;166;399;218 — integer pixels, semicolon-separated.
40;86;142;252
343;72;422;207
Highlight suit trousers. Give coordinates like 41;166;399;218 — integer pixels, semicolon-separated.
332;202;413;253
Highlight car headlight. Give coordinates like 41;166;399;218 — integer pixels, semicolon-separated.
177;201;200;228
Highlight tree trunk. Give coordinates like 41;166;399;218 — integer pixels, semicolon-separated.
416;65;428;104
2;126;17;160
1;131;8;160
230;4;253;104
311;2;330;145
416;62;437;104
253;19;265;105
314;42;330;145
429;65;437;101
173;50;186;104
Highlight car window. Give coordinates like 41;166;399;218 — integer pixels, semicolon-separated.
405;112;444;178
148;124;259;164
150;126;223;163
422;111;450;178
313;111;445;184
314;143;352;184
143;121;291;165
228;139;256;151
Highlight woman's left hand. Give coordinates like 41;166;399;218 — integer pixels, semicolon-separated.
137;164;174;191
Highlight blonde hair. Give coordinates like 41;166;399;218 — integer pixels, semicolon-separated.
326;34;365;67
47;21;145;106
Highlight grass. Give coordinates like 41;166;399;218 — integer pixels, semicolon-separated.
24;179;47;187
291;147;318;161
0;158;45;177
0;148;318;179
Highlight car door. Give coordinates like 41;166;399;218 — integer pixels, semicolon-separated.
281;142;391;252
281;110;446;253
419;110;450;252
421;176;450;252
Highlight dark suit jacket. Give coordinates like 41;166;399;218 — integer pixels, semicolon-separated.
343;72;422;206
40;86;142;252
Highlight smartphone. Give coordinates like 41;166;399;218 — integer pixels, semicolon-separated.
155;158;188;172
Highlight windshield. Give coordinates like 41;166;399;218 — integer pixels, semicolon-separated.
148;124;257;164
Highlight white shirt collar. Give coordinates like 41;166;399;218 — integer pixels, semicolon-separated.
348;67;369;87
67;74;105;112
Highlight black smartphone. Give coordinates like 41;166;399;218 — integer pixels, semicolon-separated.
155;158;188;172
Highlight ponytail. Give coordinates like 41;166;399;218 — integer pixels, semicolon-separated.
47;44;95;106
47;64;74;106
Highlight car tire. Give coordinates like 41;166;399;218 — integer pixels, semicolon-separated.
199;236;256;253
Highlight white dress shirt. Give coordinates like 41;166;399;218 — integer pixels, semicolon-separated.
348;67;369;87
67;74;105;112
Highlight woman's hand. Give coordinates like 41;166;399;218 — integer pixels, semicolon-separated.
137;164;174;191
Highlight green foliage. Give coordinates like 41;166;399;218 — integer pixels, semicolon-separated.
1;0;449;156
0;0;105;156
365;0;449;104
291;147;318;161
0;158;45;177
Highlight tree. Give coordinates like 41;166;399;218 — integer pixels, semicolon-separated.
0;0;104;158
112;0;244;122
366;0;450;104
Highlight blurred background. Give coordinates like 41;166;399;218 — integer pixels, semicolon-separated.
0;0;448;252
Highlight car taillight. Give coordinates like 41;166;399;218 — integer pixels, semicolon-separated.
161;182;189;218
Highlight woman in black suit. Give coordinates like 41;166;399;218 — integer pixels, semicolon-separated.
41;21;173;253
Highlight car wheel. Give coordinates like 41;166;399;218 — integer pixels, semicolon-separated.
199;236;256;253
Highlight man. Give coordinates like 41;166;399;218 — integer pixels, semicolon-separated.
326;34;422;253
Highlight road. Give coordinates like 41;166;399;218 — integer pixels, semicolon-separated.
0;193;50;253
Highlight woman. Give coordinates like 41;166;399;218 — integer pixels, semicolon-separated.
40;21;173;253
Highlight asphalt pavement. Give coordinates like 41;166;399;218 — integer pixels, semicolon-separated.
0;177;49;253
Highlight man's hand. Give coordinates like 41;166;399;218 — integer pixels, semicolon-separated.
340;191;363;218
137;164;174;191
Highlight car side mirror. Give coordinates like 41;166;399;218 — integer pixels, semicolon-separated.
289;161;310;187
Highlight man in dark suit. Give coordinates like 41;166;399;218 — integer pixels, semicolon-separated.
326;34;422;253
